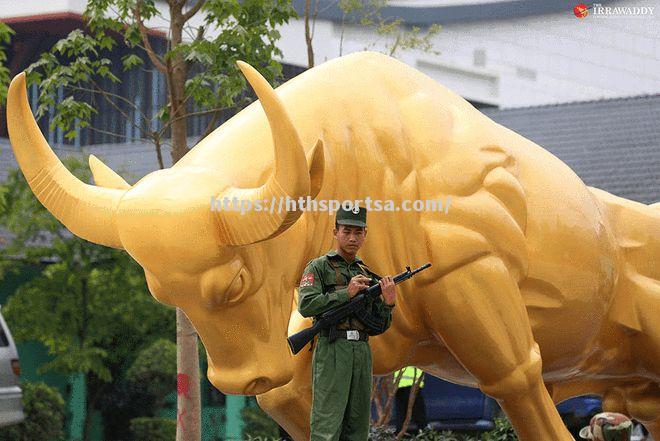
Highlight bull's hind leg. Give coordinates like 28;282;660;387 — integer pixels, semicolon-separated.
618;276;660;437
619;382;660;440
422;255;573;440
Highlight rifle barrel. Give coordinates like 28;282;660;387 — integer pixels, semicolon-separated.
410;262;432;276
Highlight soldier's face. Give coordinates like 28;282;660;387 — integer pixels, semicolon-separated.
334;225;367;255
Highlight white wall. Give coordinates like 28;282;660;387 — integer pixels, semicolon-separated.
274;0;660;108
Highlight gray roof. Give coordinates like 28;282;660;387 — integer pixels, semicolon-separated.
481;94;660;204
291;0;619;26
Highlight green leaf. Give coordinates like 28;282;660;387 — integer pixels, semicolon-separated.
122;53;144;71
155;106;169;122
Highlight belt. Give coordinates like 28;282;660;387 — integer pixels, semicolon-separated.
320;328;369;342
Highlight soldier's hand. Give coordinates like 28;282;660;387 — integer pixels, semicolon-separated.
348;275;371;298
379;276;396;305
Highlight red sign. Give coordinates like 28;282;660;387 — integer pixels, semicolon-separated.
177;373;191;399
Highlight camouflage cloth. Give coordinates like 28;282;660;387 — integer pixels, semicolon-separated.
579;412;633;441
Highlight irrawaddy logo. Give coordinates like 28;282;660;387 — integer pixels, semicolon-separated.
574;3;589;18
574;3;655;18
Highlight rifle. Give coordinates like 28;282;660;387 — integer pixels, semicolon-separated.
287;263;431;355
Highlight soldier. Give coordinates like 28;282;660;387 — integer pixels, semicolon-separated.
579;412;633;441
298;205;396;441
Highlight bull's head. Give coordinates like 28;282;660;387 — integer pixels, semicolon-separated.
7;61;325;395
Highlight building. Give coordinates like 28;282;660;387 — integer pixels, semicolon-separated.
277;0;660;108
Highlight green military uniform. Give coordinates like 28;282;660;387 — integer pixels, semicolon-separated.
298;207;394;441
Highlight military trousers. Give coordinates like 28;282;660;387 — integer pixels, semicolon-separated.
310;335;373;441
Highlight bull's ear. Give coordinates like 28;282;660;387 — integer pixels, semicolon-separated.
89;155;131;190
306;139;325;200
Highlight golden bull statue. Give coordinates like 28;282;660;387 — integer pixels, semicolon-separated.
6;51;660;441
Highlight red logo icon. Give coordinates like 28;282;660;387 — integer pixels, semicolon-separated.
300;272;315;288
574;3;589;18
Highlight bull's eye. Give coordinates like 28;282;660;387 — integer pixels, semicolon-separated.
200;263;251;310
225;267;249;305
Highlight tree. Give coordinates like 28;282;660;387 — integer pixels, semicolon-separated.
371;369;404;428
99;339;177;440
0;159;175;441
0;22;14;104
340;0;441;58
302;0;441;68
0;381;67;441
126;338;178;411
25;1;298;439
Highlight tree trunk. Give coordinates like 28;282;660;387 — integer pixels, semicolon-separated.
168;3;190;164
304;0;314;68
395;371;424;440
83;378;100;441
166;3;199;440
176;308;201;441
83;382;91;441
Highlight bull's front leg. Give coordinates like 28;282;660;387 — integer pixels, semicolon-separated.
256;365;312;441
421;254;573;441
256;310;314;441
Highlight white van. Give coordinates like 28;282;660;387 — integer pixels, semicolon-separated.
0;309;23;427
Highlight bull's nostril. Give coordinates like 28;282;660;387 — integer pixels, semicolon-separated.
244;376;272;394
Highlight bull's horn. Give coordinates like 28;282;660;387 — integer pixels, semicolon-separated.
7;73;125;249
89;155;131;190
215;61;310;245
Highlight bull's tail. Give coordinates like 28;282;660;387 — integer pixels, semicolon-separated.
588;187;660;334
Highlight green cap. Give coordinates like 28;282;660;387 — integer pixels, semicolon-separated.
336;205;367;227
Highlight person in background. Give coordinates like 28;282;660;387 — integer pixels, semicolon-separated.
393;366;427;434
579;412;633;441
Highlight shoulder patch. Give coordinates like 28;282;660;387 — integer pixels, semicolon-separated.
300;272;315;288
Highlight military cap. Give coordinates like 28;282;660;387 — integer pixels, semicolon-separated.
579;412;633;441
336;205;367;227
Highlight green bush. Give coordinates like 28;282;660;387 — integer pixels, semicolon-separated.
129;417;176;441
367;417;517;441
126;338;177;406
481;417;516;441
369;425;397;440
101;339;176;440
0;381;66;441
406;428;478;440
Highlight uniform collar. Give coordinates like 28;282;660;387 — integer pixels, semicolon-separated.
326;249;363;264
